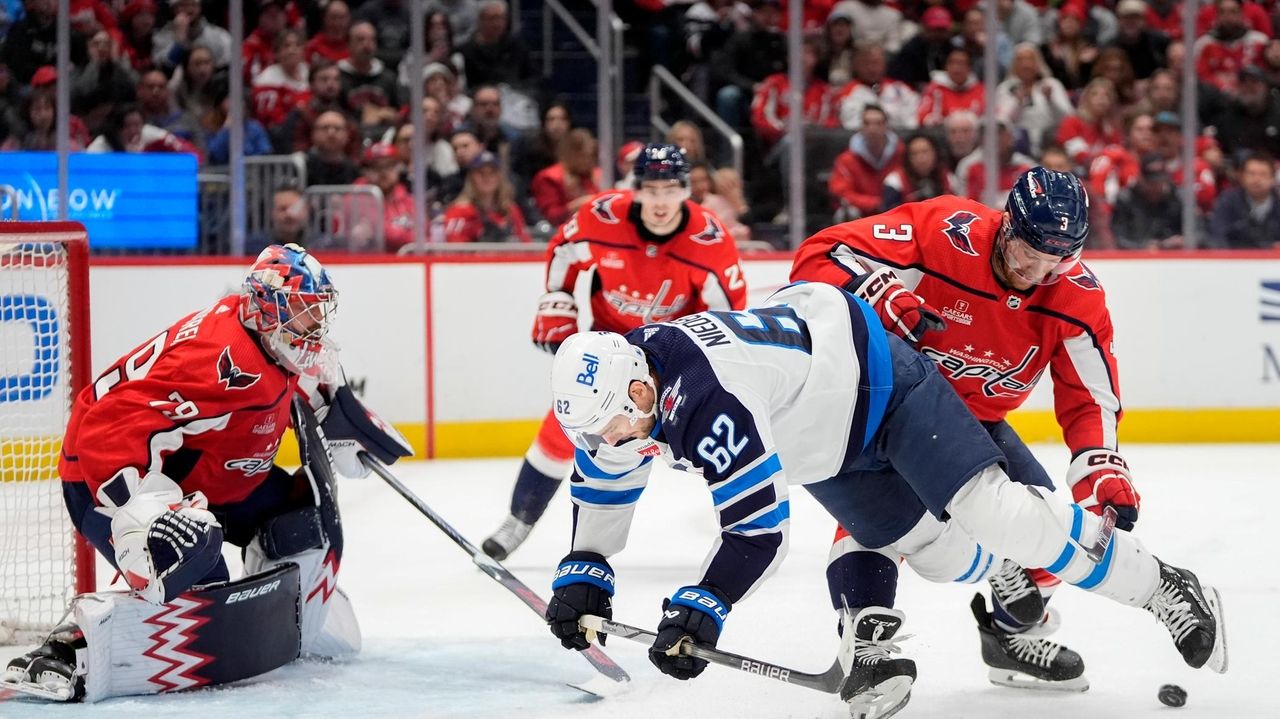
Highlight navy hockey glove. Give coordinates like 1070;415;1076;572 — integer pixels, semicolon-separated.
847;266;946;345
649;585;731;680
1067;449;1140;531
546;551;614;651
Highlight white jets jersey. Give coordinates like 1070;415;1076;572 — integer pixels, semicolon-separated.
567;282;892;604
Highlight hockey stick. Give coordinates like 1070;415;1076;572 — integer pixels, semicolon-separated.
1027;488;1118;564
579;615;847;694
359;453;631;689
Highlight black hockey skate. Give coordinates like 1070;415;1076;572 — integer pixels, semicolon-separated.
971;594;1088;692
1;623;86;702
1144;560;1228;673
987;559;1046;626
838;607;916;719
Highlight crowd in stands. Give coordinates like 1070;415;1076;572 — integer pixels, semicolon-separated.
1;0;1278;250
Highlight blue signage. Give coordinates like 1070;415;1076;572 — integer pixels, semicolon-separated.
0;152;198;249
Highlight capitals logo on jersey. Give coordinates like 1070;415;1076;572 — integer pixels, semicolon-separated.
942;211;980;256
218;348;261;390
1068;268;1102;291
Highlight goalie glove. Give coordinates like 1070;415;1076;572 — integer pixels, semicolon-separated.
96;469;223;604
1066;449;1140;531
531;291;578;354
846;265;946;345
316;384;413;478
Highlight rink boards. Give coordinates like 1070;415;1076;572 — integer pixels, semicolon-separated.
79;252;1280;461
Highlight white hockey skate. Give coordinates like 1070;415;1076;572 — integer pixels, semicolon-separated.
838;607;916;719
481;514;532;561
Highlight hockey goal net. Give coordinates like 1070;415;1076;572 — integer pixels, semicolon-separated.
0;221;95;645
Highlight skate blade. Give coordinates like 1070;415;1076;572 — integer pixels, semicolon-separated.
567;674;631;699
1204;585;1229;674
0;678;74;702
847;675;912;719
988;668;1089;693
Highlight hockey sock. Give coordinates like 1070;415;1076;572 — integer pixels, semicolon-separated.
826;541;899;621
509;460;565;524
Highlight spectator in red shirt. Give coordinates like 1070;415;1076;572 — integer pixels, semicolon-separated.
1195;0;1273;38
961;119;1034;205
244;0;289;79
355;141;417;251
828;103;902;218
1152;110;1217;213
1145;0;1184;41
1193;0;1268;95
530;127;601;226
444;151;531;243
252;29;310;128
119;0;159;74
1089;112;1156;213
917;47;985;127
750;35;837;146
881;133;956;210
305;0;351;65
1056;77;1123;170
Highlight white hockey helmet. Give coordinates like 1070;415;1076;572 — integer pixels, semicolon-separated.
551;332;654;451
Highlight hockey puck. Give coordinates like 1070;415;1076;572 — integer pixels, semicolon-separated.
1158;684;1187;707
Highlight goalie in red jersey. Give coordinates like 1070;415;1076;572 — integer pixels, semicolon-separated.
481;143;748;560
3;244;410;703
791;168;1141;696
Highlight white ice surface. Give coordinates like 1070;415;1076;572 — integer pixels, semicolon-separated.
1;444;1273;718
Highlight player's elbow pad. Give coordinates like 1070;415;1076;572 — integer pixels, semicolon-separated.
319;384;413;477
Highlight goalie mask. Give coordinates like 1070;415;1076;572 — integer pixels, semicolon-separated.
241;243;339;377
551;332;655;452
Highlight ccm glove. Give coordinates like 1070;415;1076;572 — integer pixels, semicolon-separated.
649;585;731;680
848;266;946;345
546;551;614;650
1067;449;1140;531
531;291;578;354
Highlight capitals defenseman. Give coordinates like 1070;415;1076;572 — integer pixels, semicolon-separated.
790;167;1138;692
481;143;748;560
542;284;1226;718
2;244;410;702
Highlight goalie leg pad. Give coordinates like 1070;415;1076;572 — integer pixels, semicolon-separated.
73;563;302;702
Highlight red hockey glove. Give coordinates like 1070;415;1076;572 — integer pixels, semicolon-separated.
848;266;946;345
1066;449;1140;531
531;291;578;354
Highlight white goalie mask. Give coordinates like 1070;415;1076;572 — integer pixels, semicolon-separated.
551;332;654;452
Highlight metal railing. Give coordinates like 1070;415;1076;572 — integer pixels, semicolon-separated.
304;185;386;253
542;0;625;184
648;65;744;180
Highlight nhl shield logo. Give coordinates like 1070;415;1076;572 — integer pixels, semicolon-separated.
1006;295;1023;310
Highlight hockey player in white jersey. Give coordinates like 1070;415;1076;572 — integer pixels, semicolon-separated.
542;282;1227;717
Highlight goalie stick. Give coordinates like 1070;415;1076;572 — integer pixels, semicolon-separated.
359;453;631;692
578;615;849;694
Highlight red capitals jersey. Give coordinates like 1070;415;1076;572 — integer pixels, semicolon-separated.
792;196;1122;453
544;190;748;332
60;295;299;506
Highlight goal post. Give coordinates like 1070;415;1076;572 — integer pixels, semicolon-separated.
0;221;95;645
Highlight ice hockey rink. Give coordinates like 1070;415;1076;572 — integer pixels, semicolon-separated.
1;443;1272;718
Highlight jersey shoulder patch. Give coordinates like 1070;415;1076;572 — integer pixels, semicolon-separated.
940;209;982;257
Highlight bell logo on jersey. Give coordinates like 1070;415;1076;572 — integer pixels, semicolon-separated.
576;353;600;386
942;211;980;256
217;348;260;390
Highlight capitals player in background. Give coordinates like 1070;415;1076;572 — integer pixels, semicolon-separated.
481;143;748;560
3;244;410;702
791;168;1139;691
542;284;1224;719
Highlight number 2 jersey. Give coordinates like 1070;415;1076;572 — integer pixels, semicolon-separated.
59;295;300;506
565;283;892;605
791;195;1122;453
543;189;748;331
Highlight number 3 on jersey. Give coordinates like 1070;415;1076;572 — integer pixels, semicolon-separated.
872;223;913;242
697;414;748;474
